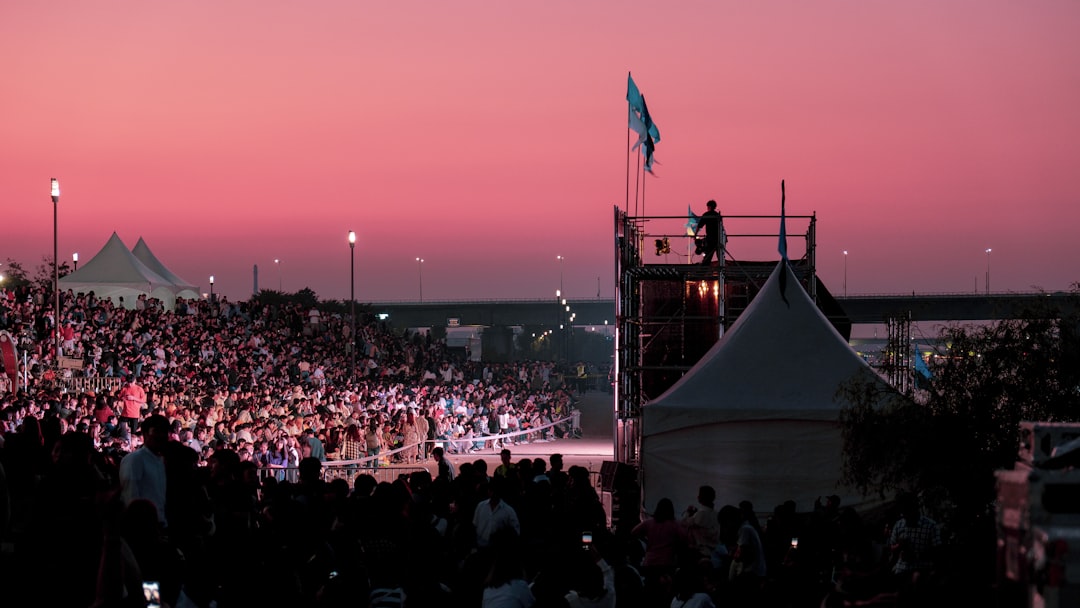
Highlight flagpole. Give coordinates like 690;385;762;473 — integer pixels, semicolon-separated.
635;160;643;220
625;114;632;215
634;152;641;217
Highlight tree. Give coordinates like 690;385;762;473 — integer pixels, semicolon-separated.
1;258;31;290
31;255;72;291
839;293;1080;524
294;287;318;308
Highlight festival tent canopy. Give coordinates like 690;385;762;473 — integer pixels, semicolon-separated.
59;232;178;310
131;237;199;300
641;261;898;514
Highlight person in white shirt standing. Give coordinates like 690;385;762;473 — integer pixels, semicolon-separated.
119;414;170;527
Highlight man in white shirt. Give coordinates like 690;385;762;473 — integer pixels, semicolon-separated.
473;477;520;550
119;414;170;527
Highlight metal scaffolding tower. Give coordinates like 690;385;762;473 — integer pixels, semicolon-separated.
613;207;819;465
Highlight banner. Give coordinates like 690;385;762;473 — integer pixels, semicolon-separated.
0;331;18;391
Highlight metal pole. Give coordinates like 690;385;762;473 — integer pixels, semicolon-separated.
843;250;848;297
350;235;356;379
52;183;59;361
416;257;424;303
558;255;564;296
985;248;991;294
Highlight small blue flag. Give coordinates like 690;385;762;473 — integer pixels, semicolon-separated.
914;347;932;380
628;109;657;173
686;205;699;236
627;73;644;117
640;95;660;144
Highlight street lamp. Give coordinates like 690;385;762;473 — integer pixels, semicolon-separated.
416;257;424;303
843;250;848;297
50;178;60;360
72;252;79;271
349;231;356;379
565;304;572;362
274;258;281;291
557;255;565;295
209;275;215;304
985;248;992;294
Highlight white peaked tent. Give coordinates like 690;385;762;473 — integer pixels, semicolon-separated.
642;261;897;514
59;233;179;310
131;237;200;300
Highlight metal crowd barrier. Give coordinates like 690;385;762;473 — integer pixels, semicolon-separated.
252;413;581;485
58;376;123;394
323;412;579;469
256;464;428;485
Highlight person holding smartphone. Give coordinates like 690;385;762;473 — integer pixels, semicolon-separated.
564;540;616;608
681;485;721;562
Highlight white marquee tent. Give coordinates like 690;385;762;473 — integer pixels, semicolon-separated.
131;237;199;301
59;233;187;310
641;261;898;514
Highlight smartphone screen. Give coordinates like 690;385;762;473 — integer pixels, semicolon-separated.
143;581;161;608
582;531;593;547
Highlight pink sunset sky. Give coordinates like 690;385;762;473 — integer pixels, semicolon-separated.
2;1;1079;303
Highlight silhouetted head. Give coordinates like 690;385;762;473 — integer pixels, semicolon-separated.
698;485;716;508
654;498;676;523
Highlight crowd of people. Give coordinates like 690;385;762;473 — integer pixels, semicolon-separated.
0;283;953;607
0;285;582;466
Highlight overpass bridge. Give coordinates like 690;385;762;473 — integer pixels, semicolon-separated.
368;291;1077;329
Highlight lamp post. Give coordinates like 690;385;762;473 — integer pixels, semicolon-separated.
554;289;561;361
274;258;281;291
349;231;356;379
72;252;79;271
985;248;992;294
557;255;564;296
50;178;60;360
565;303;571;362
416;257;424;303
843;250;848;297
209;275;215;304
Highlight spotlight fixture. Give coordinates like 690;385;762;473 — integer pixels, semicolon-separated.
654;237;671;255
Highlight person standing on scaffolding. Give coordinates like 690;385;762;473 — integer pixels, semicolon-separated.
694;200;725;265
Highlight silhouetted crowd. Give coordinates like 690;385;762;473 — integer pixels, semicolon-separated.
0;285;954;607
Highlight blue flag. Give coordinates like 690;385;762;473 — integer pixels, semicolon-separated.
627;73;644;117
628;109;656;173
914;346;932;380
640;95;660;143
686;205;699;236
627;73;661;173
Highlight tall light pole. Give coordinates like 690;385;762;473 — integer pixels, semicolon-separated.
985;248;992;294
274;258;281;291
557;255;564;296
565;303;571;362
72;252;79;271
555;289;561;361
843;250;848;297
209;275;215;305
50;178;60;360
416;257;424;303
349;231;356;380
